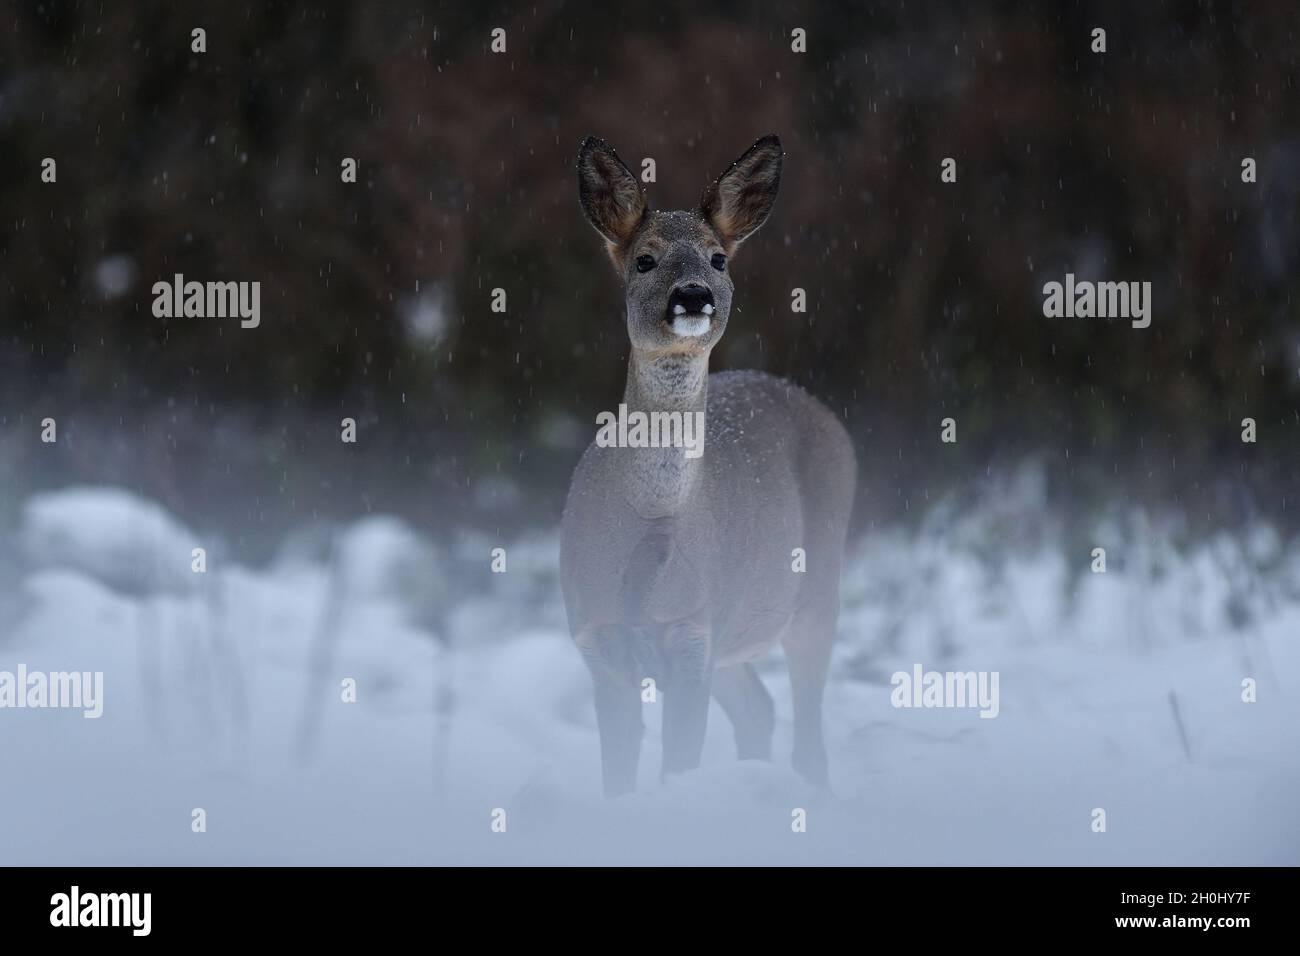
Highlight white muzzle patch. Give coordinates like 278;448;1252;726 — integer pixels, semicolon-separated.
670;315;711;337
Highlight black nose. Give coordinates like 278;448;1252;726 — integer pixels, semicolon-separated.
667;283;714;316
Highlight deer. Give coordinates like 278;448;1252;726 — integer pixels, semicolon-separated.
560;134;857;797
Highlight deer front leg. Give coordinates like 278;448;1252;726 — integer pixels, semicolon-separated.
784;610;834;789
659;622;712;780
577;626;644;797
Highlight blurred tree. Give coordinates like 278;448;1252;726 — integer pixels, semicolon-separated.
0;1;1296;546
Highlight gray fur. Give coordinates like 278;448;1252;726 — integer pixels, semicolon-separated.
562;135;857;796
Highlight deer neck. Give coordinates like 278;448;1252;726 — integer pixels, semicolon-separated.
619;347;710;519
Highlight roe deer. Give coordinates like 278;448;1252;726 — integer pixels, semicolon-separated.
560;134;856;796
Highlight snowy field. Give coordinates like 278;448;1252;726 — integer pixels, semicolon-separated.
1;483;1298;866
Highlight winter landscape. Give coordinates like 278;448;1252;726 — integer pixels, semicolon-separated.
2;479;1296;865
2;2;1297;870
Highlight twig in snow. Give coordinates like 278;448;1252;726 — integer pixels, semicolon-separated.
1167;689;1194;762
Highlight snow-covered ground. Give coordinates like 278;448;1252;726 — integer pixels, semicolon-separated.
1;484;1297;865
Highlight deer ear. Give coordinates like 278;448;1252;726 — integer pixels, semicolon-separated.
577;137;648;247
700;134;783;251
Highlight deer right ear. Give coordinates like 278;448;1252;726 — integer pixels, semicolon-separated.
577;137;648;248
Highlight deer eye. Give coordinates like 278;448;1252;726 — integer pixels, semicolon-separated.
711;253;727;271
635;255;656;273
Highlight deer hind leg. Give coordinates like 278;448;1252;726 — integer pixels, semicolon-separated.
711;662;775;761
576;625;644;798
783;605;836;789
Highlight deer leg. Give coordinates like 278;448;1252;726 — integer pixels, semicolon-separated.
711;662;775;760
591;672;643;797
784;611;834;788
660;623;712;779
577;626;643;797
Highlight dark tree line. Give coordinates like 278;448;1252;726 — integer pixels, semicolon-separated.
1;1;1296;549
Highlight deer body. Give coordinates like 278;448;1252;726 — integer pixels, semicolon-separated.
561;136;855;796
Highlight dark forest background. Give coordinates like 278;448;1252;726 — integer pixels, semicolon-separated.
1;0;1297;557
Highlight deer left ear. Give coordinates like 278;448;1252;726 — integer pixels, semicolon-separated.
700;134;783;251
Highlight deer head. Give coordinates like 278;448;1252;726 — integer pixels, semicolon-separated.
576;134;783;354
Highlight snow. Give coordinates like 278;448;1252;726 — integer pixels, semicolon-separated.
0;484;1297;865
20;486;201;597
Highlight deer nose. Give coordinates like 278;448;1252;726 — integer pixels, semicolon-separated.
667;283;715;317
